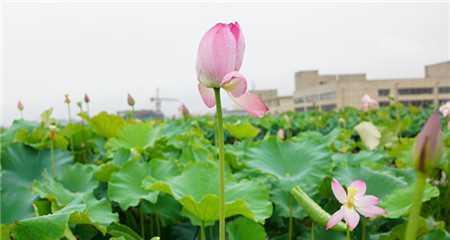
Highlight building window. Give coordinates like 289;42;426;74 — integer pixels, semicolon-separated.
321;104;336;111
294;97;304;104
439;99;449;105
306;106;317;111
379;101;390;106
400;100;433;107
378;89;390;96
295;107;304;112
319;92;336;101
398;88;433;95
439;86;450;94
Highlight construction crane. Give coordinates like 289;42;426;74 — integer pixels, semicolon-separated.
149;88;178;113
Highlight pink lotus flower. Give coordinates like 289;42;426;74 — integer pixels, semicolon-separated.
327;178;385;231
196;22;268;117
440;101;450;117
361;94;378;111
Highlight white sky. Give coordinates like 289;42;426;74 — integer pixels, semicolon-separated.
1;2;449;125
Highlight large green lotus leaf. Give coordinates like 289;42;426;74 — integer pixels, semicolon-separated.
140;194;182;227
108;159;158;210
224;121;260;140
85;112;126;138
69;193;119;234
271;187;304;219
246;138;332;194
334;167;408;199
0;144;72;224
147;162;272;226
0;119;37;145
58;163;98;193
108;123;161;151
380;183;439;218
226;217;267;240
13;200;84;240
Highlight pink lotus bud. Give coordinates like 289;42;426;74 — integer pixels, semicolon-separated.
196;22;268;117
84;93;90;103
17;101;24;111
197;22;245;88
413;112;443;175
361;94;378;111
127;93;135;107
64;94;71;104
178;104;190;118
277;129;285;140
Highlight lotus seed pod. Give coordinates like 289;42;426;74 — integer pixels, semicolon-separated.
413;112;443;175
127;94;135;107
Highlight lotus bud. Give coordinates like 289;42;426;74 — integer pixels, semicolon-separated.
76;101;83;110
277;128;285;140
48;124;58;141
84;93;90;103
127;93;135;107
64;94;71;104
178;104;190;118
17;101;24;111
413;112;443;175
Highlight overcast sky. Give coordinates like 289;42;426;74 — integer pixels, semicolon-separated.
1;2;449;125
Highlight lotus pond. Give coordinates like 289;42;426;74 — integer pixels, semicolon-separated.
1;104;449;240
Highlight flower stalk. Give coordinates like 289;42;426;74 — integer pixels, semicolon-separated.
213;87;226;240
404;172;426;240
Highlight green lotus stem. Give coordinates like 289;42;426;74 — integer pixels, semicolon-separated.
213;87;226;240
155;214;161;237
361;219;366;240
291;186;347;232
129;106;135;119
200;222;206;240
346;229;351;240
405;172;426;240
149;214;154;237
86;103;90;117
50;141;56;177
20;110;23;120
311;222;315;240
288;197;293;240
67;104;72;123
140;210;145;238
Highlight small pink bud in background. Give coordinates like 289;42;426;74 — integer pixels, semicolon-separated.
361;94;378;111
277;129;285;140
178;103;190;118
64;94;71;104
17;101;24;111
413;112;443;175
127;93;135;107
84;93;90;103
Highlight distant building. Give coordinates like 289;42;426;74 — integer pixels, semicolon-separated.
117;109;164;120
248;61;450;114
